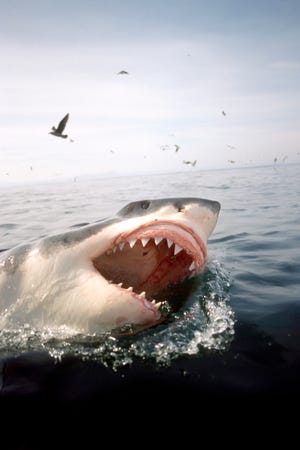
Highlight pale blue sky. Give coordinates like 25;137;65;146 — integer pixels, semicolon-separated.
1;0;300;181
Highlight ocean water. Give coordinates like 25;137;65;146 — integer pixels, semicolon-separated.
0;164;300;422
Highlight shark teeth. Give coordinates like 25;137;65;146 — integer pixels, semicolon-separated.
141;238;150;247
174;244;183;255
114;284;163;310
154;237;163;245
112;236;187;254
146;298;162;309
128;239;137;248
167;239;173;248
189;261;195;271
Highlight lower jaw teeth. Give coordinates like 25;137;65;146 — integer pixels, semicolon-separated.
112;281;167;312
151;301;162;309
143;298;163;311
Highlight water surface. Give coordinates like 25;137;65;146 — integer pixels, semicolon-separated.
1;164;299;409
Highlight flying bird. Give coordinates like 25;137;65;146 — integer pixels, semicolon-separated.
222;111;226;116
174;144;180;152
117;70;129;75
49;113;69;139
183;160;197;167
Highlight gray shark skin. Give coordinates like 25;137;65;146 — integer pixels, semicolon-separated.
0;198;220;333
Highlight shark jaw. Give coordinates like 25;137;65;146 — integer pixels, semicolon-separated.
87;201;218;332
93;221;206;318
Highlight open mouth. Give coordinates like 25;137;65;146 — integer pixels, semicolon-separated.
92;221;206;315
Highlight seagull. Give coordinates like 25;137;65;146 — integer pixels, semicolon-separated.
183;160;197;167
49;113;69;139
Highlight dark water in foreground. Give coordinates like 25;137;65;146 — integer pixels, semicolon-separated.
0;164;299;443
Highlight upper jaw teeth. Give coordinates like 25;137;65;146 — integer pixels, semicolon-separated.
154;237;163;245
141;238;150;247
128;239;136;248
174;244;182;255
108;236;197;271
110;236;186;256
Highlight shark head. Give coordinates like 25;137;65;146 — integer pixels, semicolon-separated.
0;197;220;334
63;197;220;332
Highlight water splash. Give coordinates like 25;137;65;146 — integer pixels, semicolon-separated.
0;259;234;369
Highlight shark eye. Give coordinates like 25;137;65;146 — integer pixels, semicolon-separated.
140;200;151;210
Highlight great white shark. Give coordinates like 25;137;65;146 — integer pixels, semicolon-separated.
0;197;220;334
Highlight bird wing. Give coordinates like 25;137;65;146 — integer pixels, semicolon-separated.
57;114;69;133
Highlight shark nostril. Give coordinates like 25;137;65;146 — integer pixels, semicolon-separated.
173;201;185;212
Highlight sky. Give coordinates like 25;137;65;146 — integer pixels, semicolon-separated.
1;0;300;182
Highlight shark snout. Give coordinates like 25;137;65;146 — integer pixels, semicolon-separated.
175;198;220;243
206;199;221;215
172;198;220;216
